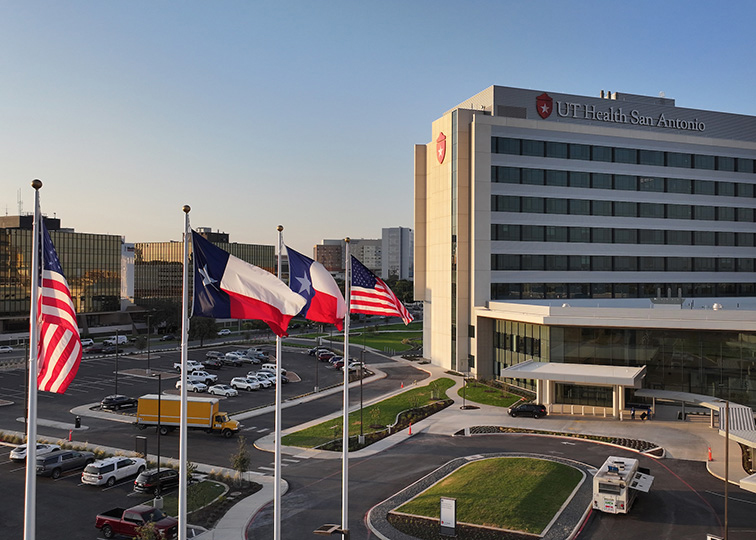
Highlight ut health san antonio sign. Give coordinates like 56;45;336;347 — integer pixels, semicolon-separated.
536;92;706;133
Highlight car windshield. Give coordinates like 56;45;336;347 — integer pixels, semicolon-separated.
142;508;166;522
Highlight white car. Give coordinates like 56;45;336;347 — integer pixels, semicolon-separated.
82;456;146;487
80;338;94;347
217;328;231;336
205;351;224;359
246;373;272;388
174;359;204;372
175;380;207;393
0;345;14;353
230;377;261;391
208;384;239;397
190;370;218;385
10;443;61;462
255;371;277;385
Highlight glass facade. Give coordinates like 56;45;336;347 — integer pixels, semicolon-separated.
493;319;756;407
134;240;275;308
0;228;121;327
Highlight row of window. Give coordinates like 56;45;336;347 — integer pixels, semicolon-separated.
491;224;756;246
492;166;756;197
491;282;756;300
491;137;756;173
491;195;756;222
491;254;756;272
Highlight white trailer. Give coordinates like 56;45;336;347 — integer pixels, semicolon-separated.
592;456;654;514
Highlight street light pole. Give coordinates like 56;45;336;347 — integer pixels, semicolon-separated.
359;349;365;444
114;330;119;396
147;314;152;377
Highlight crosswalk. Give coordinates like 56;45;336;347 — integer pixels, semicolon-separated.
239;424;307;475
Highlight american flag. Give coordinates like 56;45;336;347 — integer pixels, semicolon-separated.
37;223;82;393
350;255;413;325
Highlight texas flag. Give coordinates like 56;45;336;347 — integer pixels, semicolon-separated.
192;231;306;337
286;245;346;331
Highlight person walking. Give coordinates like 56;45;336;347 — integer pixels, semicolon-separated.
631;407;635;420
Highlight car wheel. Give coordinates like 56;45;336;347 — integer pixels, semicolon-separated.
106;476;116;487
159;426;170;436
51;468;61;479
221;429;233;439
102;524;114;538
533;413;541;419
137;466;145;474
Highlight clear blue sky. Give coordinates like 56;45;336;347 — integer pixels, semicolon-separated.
2;1;756;254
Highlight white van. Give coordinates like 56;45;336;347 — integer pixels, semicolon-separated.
260;363;286;375
103;335;128;345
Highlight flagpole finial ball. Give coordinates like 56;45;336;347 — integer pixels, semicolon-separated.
31;179;43;190
183;205;191;213
345;237;350;243
277;225;283;232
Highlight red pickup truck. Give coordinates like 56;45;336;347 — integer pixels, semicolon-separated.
94;505;178;539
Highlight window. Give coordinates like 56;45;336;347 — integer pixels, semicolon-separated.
737;208;754;222
738;259;755;272
718;258;736;271
639;229;665;244
592;173;612;189
569;199;591;215
640;203;665;219
694;154;716;170
640;257;664;271
569;283;590;297
494;137;520;155
521;168;545;185
693;180;716;195
614;229;638;244
639;176;664;192
545;169;568;186
493;166;520;183
667;204;692;220
522;197;544;213
592;200;613;216
522;139;545;156
667;178;692;194
569;171;590;188
614;201;637;217
521;226;544;241
718;156;736;172
569;227;590;242
592;283;613;297
667;152;692;168
639;150;664;166
592;146;612;162
492;224;520;241
718;207;736;221
717;232;735;246
695;258;716;272
693;206;715;220
667;230;692;245
545;226;568;242
522;255;545;270
591;228;612;243
570;256;591;271
718;182;736;197
694;231;716;245
737;158;755;173
667;257;692;271
614;147;637;164
614;256;637;271
569;143;591;160
546;141;568;158
493;195;520;212
491;254;520;270
546;255;569;271
737;183;754;197
592;256;612;271
615;175;637;191
737;232;754;247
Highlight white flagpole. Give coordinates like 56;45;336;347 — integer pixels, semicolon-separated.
274;225;283;540
178;205;191;540
341;237;351;535
23;179;43;540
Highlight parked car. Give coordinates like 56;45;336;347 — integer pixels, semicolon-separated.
317;351;336;362
101;345;117;354
36;449;95;478
79;338;94;347
175;379;207;393
82;456;146;487
257;370;288;384
220;354;243;367
190;370;218;385
241;352;264;364
95;504;177;539
246;348;265;356
133;468;180;495
208;384;238;397
203;359;223;370
205;350;224;359
100;394;138;410
508;403;548;419
10;443;61;462
173;359;204;372
84;344;104;354
217;328;231;336
230;377;261;391
224;351;246;364
245;373;272;389
260;363;286;375
160;334;176;341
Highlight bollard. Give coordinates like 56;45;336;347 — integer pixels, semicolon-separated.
68;430;72;442
408;422;412;436
401;382;404;389
708;447;713;461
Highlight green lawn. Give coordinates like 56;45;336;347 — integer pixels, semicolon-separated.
291;321;422;351
161;480;225;516
458;381;521;408
282;378;454;448
396;457;582;534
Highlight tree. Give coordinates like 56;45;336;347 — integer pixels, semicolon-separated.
134;521;158;540
229;436;250;486
189;316;217;346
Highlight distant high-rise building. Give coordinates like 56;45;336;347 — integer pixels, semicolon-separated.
313;243;342;273
315;238;382;275
382;227;413;280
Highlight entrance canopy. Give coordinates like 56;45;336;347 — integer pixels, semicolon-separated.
500;360;646;388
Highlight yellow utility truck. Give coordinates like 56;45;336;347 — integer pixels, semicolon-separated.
136;394;239;438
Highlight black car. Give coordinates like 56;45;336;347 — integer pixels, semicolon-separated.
101;394;138;410
220;356;242;367
133;468;180;495
508;403;547;418
203;359;223;370
160;334;176;341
